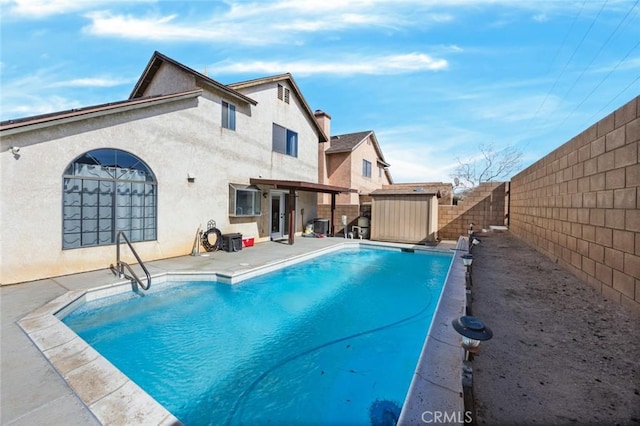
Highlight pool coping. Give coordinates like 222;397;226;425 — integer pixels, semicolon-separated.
397;237;468;425
17;239;467;425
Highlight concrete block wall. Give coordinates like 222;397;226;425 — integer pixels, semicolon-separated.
316;204;361;235
438;182;508;240
510;96;639;314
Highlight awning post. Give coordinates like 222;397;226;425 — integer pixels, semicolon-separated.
330;193;336;236
288;189;295;245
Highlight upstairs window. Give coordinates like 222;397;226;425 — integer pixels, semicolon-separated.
272;123;298;157
277;84;290;104
379;165;383;177
229;184;261;216
363;159;372;177
222;101;236;131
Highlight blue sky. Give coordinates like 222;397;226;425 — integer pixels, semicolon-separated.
1;1;639;183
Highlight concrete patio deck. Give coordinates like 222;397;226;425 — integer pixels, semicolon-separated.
1;237;464;425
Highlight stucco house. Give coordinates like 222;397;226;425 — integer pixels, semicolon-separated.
314;126;394;235
0;51;351;285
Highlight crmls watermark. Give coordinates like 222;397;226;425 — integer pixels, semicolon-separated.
421;410;473;424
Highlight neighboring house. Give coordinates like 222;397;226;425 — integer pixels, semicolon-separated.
0;51;350;285
314;124;393;234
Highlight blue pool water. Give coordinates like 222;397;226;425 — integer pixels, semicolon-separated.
63;247;452;425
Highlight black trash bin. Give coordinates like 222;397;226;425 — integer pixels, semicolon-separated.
221;233;243;252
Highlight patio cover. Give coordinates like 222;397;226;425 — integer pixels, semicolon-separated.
250;178;356;244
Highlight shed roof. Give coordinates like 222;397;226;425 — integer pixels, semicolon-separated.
370;187;441;197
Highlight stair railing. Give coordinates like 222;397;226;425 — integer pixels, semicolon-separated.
111;231;151;290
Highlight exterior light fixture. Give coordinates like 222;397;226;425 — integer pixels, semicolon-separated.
469;235;481;252
461;254;473;288
187;173;196;183
10;146;20;156
452;316;493;360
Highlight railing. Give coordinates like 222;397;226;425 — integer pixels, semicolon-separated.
111;231;151;290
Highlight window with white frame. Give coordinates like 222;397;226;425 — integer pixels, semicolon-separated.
62;149;157;249
229;184;261;216
363;159;372;177
272;123;298;157
222;101;236;131
277;84;290;104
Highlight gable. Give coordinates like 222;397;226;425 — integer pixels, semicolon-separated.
229;74;328;143
130;51;256;106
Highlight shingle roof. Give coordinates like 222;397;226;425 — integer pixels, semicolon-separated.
326;131;373;154
327;130;390;168
0;90;203;135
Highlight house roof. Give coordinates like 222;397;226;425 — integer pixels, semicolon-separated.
326;130;372;153
0;90;203;136
327;130;390;167
129;51;257;106
229;74;328;143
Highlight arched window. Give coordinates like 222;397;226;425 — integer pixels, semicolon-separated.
62;149;157;249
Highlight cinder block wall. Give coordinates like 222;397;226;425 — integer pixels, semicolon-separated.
439;182;508;239
317;204;361;234
510;96;639;314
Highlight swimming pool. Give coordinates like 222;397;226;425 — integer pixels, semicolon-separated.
62;246;453;425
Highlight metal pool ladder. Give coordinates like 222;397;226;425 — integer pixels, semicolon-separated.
110;231;151;290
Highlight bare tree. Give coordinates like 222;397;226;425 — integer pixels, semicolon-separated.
451;144;522;190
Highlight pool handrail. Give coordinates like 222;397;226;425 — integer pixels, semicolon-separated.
111;231;151;290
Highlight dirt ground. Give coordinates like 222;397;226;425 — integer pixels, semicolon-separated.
469;231;640;426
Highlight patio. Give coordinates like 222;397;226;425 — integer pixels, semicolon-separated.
1;237;463;425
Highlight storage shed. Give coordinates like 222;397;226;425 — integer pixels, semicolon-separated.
370;187;440;244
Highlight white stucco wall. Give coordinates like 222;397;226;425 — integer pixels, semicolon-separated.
142;62;197;96
1;75;322;284
232;80;319;181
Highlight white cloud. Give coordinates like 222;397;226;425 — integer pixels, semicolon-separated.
1;0;142;19
214;52;447;76
79;1;459;45
49;77;131;88
2;95;83;119
375;123;485;182
0;65;132;120
532;13;548;22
